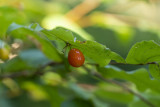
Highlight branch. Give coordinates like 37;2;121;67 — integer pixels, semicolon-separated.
0;62;62;79
86;62;157;66
0;61;157;79
0;71;29;79
83;66;155;107
0;60;156;107
66;0;100;21
109;62;157;65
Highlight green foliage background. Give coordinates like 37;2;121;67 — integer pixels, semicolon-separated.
0;0;160;107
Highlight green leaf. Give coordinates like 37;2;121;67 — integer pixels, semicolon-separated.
126;40;160;64
40;86;64;107
0;85;11;107
69;83;93;100
149;63;160;80
7;23;125;66
110;51;126;63
42;27;74;42
7;23;62;62
19;49;50;68
0;6;27;38
32;33;62;62
98;65;160;92
21;81;60;107
1;49;50;72
42;27;125;66
129;91;160;107
68;83;108;107
7;23;43;33
95;85;133;103
41;15;93;40
61;98;94;107
70;40;125;66
1;57;31;72
43;27;116;66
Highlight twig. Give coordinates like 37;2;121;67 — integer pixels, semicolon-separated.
0;71;29;79
0;60;156;107
109;62;157;65
0;61;157;79
32;61;62;76
86;62;157;66
83;66;155;107
0;62;62;79
0;59;157;107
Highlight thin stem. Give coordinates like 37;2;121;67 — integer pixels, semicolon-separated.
86;62;157;66
0;61;157;79
0;62;62;79
0;60;157;107
0;71;29;79
109;62;157;65
83;66;155;107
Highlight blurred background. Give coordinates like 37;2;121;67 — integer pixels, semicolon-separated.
0;0;160;107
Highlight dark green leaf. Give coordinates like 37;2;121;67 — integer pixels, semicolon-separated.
1;49;50;72
98;65;160;92
1;57;31;72
149;63;160;80
19;49;50;68
0;86;11;107
95;87;133;103
129;91;160;107
68;83;108;107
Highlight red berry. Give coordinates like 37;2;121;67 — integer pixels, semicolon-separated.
68;48;85;67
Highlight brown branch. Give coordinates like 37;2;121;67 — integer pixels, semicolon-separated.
66;0;100;21
83;66;155;107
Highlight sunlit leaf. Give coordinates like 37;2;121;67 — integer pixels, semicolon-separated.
7;23;62;62
41;15;93;40
126;40;160;64
0;6;27;38
7;23;125;66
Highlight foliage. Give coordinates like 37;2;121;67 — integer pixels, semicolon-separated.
0;0;160;107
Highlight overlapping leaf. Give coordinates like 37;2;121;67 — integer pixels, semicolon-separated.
7;23;62;62
126;40;160;64
7;23;125;66
149;63;160;80
42;27;125;66
1;49;50;72
98;65;160;92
